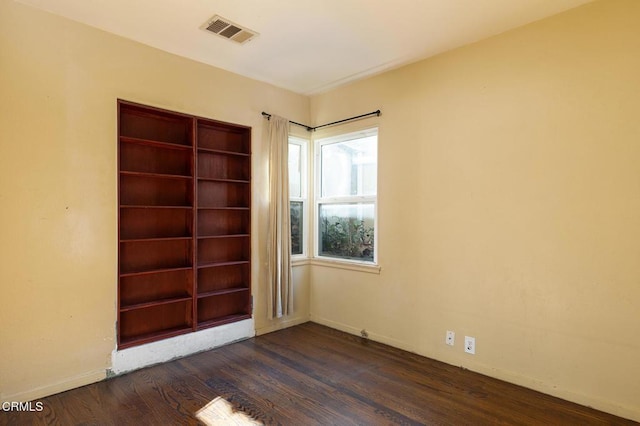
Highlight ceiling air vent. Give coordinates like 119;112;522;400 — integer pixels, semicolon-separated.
202;15;258;45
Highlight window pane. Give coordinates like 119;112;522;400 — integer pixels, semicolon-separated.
319;203;374;261
290;201;303;255
321;135;377;198
288;143;301;198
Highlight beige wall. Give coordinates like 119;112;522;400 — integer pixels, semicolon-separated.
0;0;310;401
310;0;640;421
2;0;639;421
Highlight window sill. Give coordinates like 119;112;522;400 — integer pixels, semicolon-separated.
291;257;381;274
291;257;310;267
309;258;381;274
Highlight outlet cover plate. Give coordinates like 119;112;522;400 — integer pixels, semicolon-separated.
465;336;476;354
446;330;455;346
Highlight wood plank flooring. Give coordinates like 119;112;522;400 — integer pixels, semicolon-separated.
1;322;636;425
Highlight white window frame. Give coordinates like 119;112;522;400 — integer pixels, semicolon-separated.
314;127;378;266
289;136;308;259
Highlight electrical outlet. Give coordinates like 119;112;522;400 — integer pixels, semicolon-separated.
446;330;455;346
464;336;476;354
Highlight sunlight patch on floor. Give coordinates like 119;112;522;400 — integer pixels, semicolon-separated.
196;397;263;426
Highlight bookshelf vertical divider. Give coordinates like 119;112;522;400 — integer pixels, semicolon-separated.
191;117;199;335
118;100;251;349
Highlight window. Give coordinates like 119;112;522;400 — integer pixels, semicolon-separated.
289;137;308;256
315;128;377;263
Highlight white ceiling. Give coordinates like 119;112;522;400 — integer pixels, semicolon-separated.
17;0;594;95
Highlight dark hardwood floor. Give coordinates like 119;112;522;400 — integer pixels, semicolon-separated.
1;322;636;425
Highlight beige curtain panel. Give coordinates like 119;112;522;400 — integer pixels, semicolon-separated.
267;115;293;319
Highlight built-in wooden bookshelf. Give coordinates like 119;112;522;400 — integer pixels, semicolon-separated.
118;100;251;349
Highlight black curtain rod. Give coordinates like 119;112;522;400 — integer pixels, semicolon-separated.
261;112;313;131
261;110;381;132
313;110;381;131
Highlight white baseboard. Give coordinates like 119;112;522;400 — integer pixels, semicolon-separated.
309;314;417;353
4;320;255;402
309;314;640;423
464;362;640;423
2;369;106;403
255;315;310;336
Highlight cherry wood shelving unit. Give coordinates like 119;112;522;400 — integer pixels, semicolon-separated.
118;100;251;349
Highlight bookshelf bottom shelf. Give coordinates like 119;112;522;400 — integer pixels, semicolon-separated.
197;314;252;330
119;326;193;349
